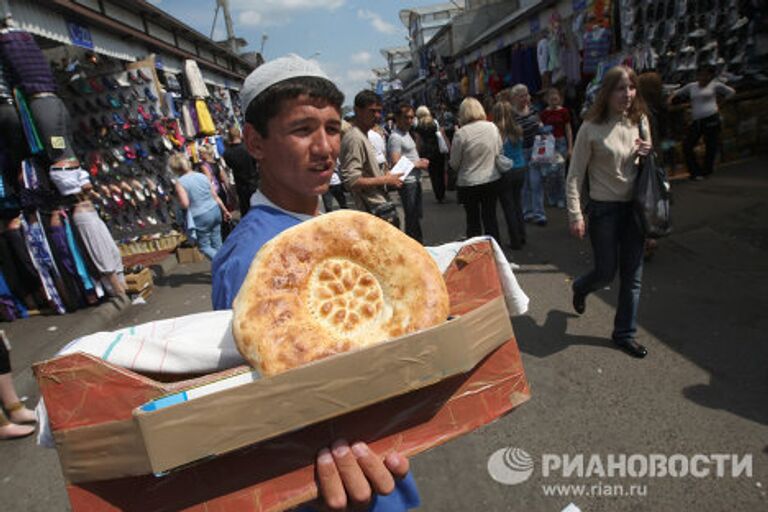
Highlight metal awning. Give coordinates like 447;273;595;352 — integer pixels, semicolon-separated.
7;0;145;62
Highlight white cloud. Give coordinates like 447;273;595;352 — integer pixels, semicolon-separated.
351;51;371;64
357;9;398;35
238;10;264;26
346;68;374;82
235;0;345;27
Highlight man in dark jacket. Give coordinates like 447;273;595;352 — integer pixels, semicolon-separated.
222;126;259;215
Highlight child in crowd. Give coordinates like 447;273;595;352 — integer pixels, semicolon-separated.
539;87;573;208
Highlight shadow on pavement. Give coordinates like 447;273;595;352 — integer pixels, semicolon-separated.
153;272;212;288
513;310;625;358
508;159;768;426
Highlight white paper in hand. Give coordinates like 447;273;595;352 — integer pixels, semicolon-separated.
390;157;415;181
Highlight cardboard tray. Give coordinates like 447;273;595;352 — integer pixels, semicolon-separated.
35;240;531;512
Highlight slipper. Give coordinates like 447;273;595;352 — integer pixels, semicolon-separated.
4;402;37;425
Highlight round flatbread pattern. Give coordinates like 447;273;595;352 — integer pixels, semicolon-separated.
232;210;450;376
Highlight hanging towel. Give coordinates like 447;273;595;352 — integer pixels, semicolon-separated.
196;100;216;136
181;102;196;138
184;60;209;98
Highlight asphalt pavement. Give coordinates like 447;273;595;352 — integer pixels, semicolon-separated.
1;157;766;511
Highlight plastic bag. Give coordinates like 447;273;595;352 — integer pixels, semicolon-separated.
530;134;557;163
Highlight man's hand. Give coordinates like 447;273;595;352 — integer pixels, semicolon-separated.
415;158;429;169
570;219;586;239
383;173;404;189
316;440;410;512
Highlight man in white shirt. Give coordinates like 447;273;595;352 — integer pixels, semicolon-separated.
387;104;429;243
668;64;735;180
367;126;387;169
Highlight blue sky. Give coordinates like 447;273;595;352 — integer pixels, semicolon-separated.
149;0;447;105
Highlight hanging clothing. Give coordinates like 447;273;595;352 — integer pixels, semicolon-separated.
0;59;12;99
0;29;57;95
475;67;486;95
548;36;561;72
537;38;550;75
22;216;66;314
460;75;470;97
583;27;612;74
488;72;503;96
561;46;582;84
48;223;86;308
63;214;95;293
189;101;201;134
184;60;209;98
0;229;36;301
72;209;123;275
196;100;216;136
181;102;196;138
521;46;542;94
13;90;43;154
0;270;27;321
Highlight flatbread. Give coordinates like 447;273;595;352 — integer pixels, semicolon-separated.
232;210;450;376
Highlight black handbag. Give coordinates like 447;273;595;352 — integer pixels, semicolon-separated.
633;123;672;238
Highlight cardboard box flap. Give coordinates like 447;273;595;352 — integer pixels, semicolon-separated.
135;296;512;475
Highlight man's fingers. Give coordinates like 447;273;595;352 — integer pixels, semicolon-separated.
351;442;396;496
316;448;347;512
384;451;410;480
332;440;373;510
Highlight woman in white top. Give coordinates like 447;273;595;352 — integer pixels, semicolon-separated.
566;65;652;358
668;64;735;180
449;97;502;241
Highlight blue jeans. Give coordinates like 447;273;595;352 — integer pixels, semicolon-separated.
194;206;222;260
522;157;546;223
398;180;423;243
573;201;644;343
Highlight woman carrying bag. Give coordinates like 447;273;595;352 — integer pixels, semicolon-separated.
492;101;527;250
566;65;652;359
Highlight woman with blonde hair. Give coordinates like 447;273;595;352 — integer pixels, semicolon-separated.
567;65;652;358
414;105;448;203
449;97;502;241
199;144;235;210
509;83;546;225
170;152;231;260
493;100;527;249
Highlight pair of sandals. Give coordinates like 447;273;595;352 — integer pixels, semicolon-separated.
0;402;36;441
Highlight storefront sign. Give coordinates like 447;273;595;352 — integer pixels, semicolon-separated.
530;17;540;34
67;21;94;50
573;0;587;11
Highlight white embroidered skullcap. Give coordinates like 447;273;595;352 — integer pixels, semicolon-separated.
240;54;330;113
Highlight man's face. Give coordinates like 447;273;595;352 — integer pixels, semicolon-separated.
396;108;414;131
245;95;341;199
354;102;382;132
